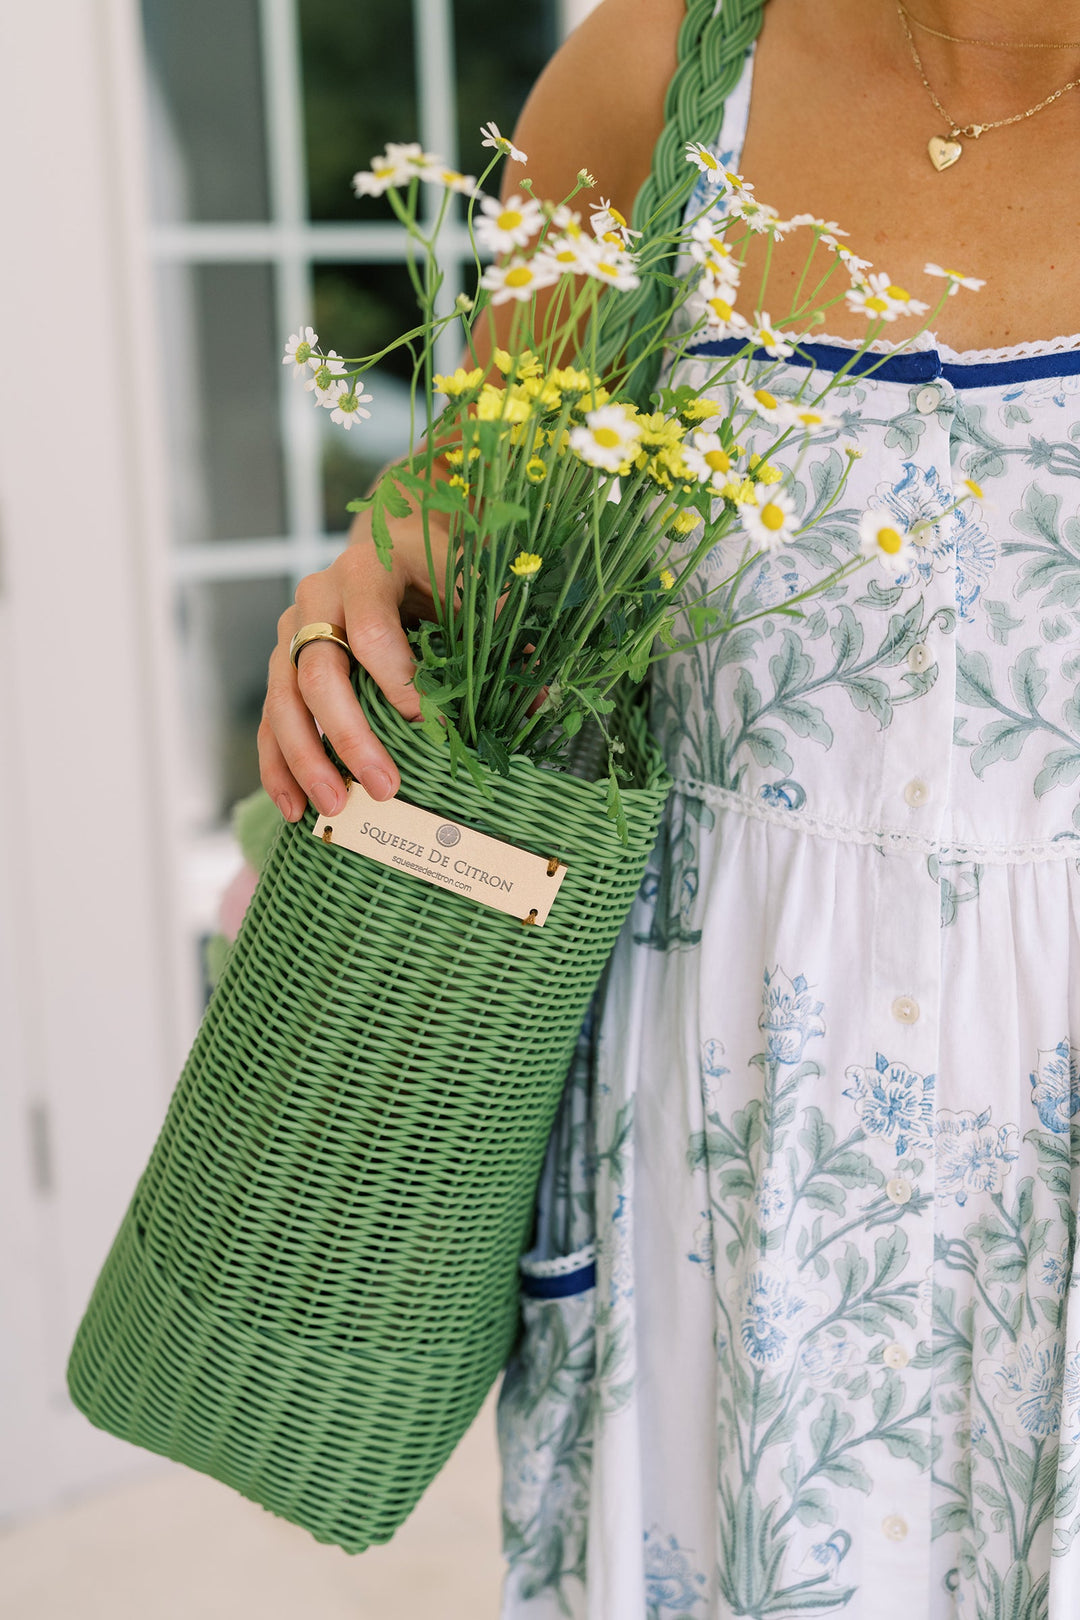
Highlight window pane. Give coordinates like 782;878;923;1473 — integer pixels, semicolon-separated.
314;264;418;532
454;0;559;195
142;0;270;223
157;263;287;544
300;0;418;223
177;576;292;826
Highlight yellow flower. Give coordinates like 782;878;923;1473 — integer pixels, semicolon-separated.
448;474;470;491
748;454;783;485
476;384;531;423
658;568;676;590
721;478;758;507
434;366;483;395
681;399;722;422
444;446;480;467
521;375;563;411
636;411;686;448
526;457;548;482
964;478;983;499
671;510;701;536
510;551;543;579
495;347;543;380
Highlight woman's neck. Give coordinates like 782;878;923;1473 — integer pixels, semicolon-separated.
890;0;1080;116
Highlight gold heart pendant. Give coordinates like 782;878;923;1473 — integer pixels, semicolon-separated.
928;135;962;171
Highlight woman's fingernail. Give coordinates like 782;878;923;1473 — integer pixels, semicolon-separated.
311;781;342;817
361;768;394;801
274;793;295;821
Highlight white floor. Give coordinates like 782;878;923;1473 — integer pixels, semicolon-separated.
0;1395;504;1620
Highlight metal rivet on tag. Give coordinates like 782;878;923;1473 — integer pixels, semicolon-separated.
522;908;539;926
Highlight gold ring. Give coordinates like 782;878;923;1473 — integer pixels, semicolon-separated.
289;622;355;671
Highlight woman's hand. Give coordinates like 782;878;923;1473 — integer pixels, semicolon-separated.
258;510;449;822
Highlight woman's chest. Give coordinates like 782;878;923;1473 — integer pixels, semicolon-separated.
734;4;1080;352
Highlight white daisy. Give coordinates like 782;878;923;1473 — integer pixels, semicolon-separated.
826;241;874;280
540;233;597;277
568;404;642;473
685;141;725;180
420;162;481;198
781;214;847;235
327;383;374;429
589;197;641;245
733;198;781;234
924;263;986;294
474;192;543;254
479;121;527;164
784;401;840;433
741;489;799;552
735;381;790;425
352;143;431;197
582;245;641;292
681;429;734;491
480;255;559;304
859;506;916;578
689;215;737;265
304;348;346;398
846;272;929;322
282;326;319;373
698;293;750;338
544;202;582;231
751;311;795;359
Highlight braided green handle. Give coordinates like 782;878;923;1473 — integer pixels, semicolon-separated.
599;0;767;403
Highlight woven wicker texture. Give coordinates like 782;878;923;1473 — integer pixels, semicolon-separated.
599;0;767;404
68;675;670;1552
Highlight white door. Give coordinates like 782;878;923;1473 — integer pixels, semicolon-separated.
0;0;195;1519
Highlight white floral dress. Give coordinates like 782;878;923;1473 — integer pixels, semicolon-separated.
498;43;1080;1620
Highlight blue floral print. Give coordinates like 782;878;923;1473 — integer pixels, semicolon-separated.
498;43;1080;1620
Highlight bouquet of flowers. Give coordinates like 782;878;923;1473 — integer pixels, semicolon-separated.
68;115;975;1554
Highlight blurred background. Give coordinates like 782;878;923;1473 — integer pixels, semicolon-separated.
0;1;598;1614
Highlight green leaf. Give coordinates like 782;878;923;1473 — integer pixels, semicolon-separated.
477;729;512;777
982;597;1024;646
483;499;530;531
955;646;998;709
871;1369;904;1427
819;1455;873;1493
971;717;1032;777
1009;647;1048;714
744;728;794;772
606;761;629;846
1034;748;1080;797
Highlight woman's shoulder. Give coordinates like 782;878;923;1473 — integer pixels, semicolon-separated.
508;0;687;216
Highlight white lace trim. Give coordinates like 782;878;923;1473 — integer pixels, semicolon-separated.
671;778;1080;865
519;1243;595;1279
812;329;1080;364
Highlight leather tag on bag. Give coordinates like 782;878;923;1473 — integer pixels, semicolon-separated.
313;780;569;926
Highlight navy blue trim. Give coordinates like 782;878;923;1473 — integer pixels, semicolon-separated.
520;1261;596;1300
683;336;1080;390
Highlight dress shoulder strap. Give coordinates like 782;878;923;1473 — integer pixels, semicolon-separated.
600;0;767;402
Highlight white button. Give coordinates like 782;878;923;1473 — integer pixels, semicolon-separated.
882;1514;909;1541
883;1342;910;1369
891;995;920;1024
886;1177;913;1205
915;386;940;414
911;524;934;548
908;642;931;673
904;778;930;808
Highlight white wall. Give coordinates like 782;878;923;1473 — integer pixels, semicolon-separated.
0;0;196;1519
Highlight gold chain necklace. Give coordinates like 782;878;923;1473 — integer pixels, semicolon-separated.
900;3;1080;51
895;2;1080;169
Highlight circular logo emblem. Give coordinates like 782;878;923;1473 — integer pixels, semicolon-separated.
435;822;462;847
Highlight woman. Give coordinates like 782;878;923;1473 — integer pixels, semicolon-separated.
261;2;1080;1614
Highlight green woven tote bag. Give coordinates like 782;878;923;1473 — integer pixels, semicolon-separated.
67;673;670;1551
